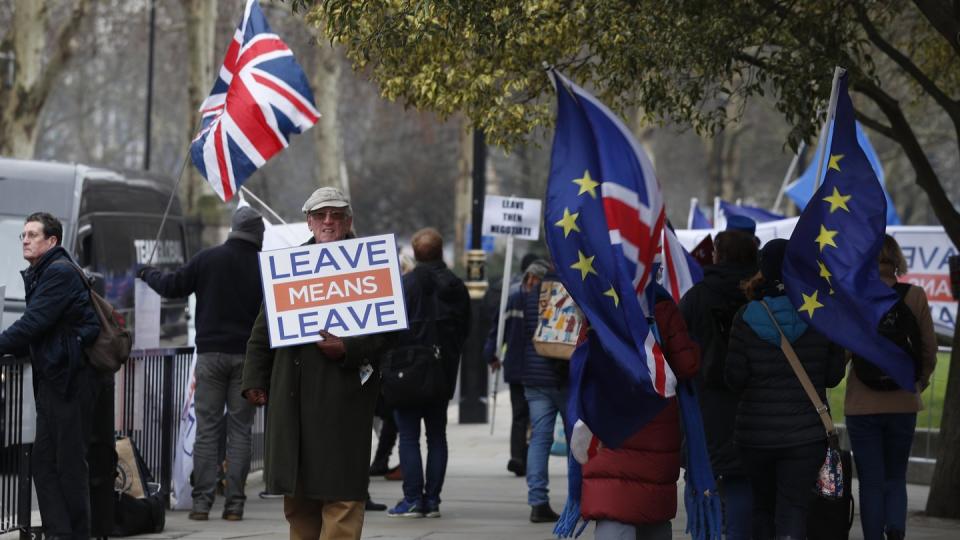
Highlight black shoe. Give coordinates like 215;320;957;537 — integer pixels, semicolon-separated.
885;529;905;540
530;503;560;523
365;499;388;511
507;458;526;477
369;460;390;476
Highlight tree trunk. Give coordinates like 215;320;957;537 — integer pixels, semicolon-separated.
312;41;343;192
927;325;960;518
0;0;91;157
181;0;218;215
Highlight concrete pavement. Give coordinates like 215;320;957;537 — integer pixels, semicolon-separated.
65;392;960;538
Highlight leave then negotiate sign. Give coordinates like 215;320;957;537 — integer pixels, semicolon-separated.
258;234;408;348
482;195;542;241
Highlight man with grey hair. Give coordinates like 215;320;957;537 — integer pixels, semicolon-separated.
138;205;266;521
243;186;394;539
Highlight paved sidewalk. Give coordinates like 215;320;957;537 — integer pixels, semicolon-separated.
82;393;960;538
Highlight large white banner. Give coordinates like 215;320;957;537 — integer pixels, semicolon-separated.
258;234;408;348
676;223;957;336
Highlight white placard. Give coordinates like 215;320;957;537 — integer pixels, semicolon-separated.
258;234;408;348
0;285;5;328
134;279;161;350
21;364;36;444
483;195;542;241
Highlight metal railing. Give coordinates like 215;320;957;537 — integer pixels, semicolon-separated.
0;349;267;536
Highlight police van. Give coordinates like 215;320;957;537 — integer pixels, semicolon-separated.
0;157;190;347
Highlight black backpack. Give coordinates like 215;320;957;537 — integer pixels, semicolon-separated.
851;283;923;391
703;296;745;388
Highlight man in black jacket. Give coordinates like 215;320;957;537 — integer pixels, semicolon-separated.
138;206;265;521
387;228;471;519
679;229;757;540
0;212;101;539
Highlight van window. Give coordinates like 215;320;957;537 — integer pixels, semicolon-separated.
0;217;29;300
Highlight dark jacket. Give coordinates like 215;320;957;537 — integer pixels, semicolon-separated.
0;247;100;397
396;260;471;398
482;282;524;384
141;238;263;354
724;294;847;449
581;297;701;525
679;263;755;476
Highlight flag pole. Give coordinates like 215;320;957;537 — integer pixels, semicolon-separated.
145;150;193;266
772;140;805;213
812;67;846;193
241;186;288;225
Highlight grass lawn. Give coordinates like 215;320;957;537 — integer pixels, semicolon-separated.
827;352;950;430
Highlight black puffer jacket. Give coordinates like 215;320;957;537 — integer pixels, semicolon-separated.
724;294;846;449
679;263;755;476
0;247;100;397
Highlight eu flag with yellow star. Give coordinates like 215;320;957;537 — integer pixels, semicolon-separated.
545;71;672;449
783;71;915;390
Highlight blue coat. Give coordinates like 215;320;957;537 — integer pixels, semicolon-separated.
0;246;100;397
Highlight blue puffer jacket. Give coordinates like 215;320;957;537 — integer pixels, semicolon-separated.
0;247;100;397
724;294;846;449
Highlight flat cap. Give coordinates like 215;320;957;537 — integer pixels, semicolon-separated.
302;186;350;214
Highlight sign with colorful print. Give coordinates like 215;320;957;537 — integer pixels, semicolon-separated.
258;234;408;348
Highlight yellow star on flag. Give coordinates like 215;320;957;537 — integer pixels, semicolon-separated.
554;208;581;238
828;154;844;171
823;187;851;213
603;286;620;307
799;290;824;318
815;225;838;252
570;250;598;280
818;260;832;286
573;170;600;199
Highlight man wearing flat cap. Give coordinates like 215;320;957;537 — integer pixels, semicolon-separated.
243;186;394;539
138;205;266;520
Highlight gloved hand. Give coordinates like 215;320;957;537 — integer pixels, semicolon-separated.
136;266;155;280
316;330;346;361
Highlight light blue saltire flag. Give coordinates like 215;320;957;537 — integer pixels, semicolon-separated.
719;200;785;223
786;120;900;225
545;71;719;540
783;72;915;390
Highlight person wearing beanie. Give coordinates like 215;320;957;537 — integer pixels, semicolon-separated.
137;205;266;521
723;238;847;539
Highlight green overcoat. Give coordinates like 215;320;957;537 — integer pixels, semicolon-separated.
242;306;393;500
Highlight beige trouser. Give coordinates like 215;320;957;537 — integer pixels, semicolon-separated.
283;495;365;540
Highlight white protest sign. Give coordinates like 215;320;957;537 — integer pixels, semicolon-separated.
258;234;408;348
134;280;161;349
889;226;957;336
483;195;542;241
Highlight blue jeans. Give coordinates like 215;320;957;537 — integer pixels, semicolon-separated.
846;413;916;540
718;474;752;540
395;400;449;506
524;385;568;506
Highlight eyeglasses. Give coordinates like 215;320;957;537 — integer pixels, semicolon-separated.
19;231;45;241
308;210;348;222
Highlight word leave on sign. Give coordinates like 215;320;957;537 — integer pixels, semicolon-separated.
258;234;408;348
482;195;542;241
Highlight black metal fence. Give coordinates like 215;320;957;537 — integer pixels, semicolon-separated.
0;348;267;536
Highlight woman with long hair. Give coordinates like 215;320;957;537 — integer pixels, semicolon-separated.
844;234;938;540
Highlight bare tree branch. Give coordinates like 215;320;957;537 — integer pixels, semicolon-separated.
853;107;895;139
32;0;93;112
912;0;960;56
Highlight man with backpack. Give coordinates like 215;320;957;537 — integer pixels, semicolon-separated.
679;229;758;540
0;212;102;539
385;228;471;518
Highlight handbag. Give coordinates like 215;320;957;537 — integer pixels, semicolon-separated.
380;344;447;407
758;301;854;538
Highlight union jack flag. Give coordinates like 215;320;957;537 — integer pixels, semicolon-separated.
190;0;320;201
545;71;673;450
661;226;704;303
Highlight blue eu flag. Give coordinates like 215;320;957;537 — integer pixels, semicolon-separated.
545;72;669;448
783;72;915;390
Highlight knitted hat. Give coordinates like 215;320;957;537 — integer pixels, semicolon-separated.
525;259;550;280
228;206;265;247
759;238;788;284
